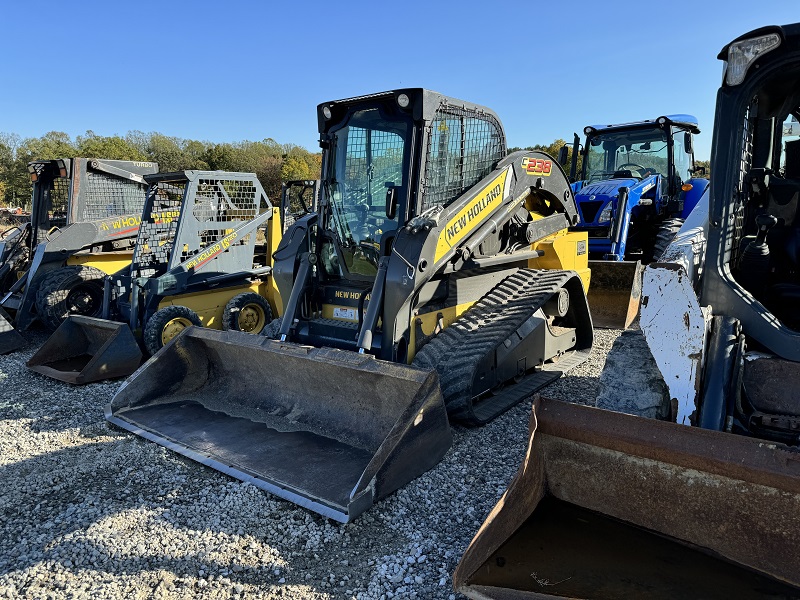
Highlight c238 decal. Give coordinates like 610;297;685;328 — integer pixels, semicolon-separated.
521;156;552;176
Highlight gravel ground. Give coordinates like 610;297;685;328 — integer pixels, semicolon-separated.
0;327;621;600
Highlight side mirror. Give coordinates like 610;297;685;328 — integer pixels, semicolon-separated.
385;184;398;220
693;165;707;176
557;146;569;166
684;132;694;155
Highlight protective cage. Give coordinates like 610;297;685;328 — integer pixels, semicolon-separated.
130;171;271;280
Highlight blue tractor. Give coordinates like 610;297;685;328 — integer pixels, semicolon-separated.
560;115;709;327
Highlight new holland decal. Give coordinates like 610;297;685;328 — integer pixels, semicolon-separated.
184;231;238;271
521;156;552;176
435;169;509;262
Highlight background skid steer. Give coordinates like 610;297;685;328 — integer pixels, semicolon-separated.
107;89;593;522
0;158;156;351
456;23;800;598
28;171;282;384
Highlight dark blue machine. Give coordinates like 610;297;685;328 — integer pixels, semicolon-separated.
569;115;708;261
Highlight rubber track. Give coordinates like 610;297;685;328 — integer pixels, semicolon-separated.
413;269;580;425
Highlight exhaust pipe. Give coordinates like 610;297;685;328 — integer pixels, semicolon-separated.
107;327;452;522
27;316;143;384
454;397;800;599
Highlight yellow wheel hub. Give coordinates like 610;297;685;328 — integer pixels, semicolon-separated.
161;317;193;346
239;303;267;333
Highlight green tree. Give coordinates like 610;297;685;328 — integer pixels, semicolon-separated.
694;159;711;179
76;131;148;161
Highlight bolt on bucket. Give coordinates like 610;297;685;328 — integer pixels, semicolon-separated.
454;397;800;600
585;260;643;329
107;327;453;523
27;316;143;384
0;307;24;354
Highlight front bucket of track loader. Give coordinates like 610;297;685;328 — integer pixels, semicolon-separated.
107;327;453;523
27;316;143;384
454;397;800;599
0;307;24;354
585;260;643;329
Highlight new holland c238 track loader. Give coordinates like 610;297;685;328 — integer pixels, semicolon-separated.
108;89;594;522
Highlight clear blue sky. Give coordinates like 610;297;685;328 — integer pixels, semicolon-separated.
0;1;794;160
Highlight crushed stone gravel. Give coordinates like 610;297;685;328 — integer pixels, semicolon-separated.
0;327;621;599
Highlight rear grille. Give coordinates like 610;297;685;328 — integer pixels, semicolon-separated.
579;201;604;223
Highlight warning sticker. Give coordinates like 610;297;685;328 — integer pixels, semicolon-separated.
333;307;356;321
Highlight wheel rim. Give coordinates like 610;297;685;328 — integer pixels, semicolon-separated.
161;317;194;346
65;284;103;316
239;303;267;333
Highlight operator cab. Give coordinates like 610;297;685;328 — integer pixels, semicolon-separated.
727;79;800;331
582;116;698;195
274;89;506;354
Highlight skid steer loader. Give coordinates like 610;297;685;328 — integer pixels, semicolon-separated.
27;170;283;384
0;158;156;353
455;23;800;599
107;89;594;522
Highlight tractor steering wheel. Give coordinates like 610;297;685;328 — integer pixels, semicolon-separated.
617;162;647;173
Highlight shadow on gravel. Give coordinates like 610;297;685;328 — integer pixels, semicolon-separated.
0;428;403;597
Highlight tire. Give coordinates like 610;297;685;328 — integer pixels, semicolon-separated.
143;305;202;356
34;265;106;331
222;292;273;334
652;218;684;261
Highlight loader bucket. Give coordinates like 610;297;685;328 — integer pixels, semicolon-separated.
0;307;24;354
107;327;452;523
27;316;143;384
585;260;643;329
454;397;800;600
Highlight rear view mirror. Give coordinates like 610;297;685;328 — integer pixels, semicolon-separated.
684;132;694;155
557;146;569;166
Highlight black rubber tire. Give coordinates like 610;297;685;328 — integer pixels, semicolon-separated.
143;305;202;356
222;292;273;334
34;265;106;331
652;217;684;261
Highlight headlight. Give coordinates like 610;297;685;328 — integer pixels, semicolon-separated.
598;203;613;223
726;33;780;86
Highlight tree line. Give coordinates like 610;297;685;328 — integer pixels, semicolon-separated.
0;130;322;209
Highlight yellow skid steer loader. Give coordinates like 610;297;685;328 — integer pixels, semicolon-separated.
108;89;594;522
28;171;285;384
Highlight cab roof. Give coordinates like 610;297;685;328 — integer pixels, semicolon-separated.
588;115;700;135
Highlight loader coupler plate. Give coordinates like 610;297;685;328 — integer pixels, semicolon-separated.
0;307;24;354
107;327;453;522
454;398;800;599
585;260;643;329
27;316;143;384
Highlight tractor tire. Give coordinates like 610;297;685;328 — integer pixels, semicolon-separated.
34;265;106;331
652;218;684;261
143;305;202;356
222;292;273;334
